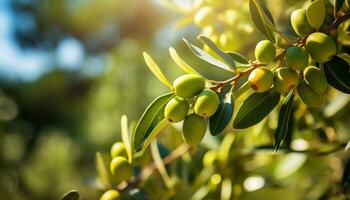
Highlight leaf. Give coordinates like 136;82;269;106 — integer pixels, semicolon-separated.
198;35;236;70
95;152;113;187
59;190;79;200
121;115;133;162
226;52;249;64
324;56;350;94
233;90;280;129
342;158;350;194
273;91;294;152
334;0;345;16
306;0;325;29
183;39;235;72
209;92;234;136
249;0;276;43
169;47;202;75
133;92;175;152
143;52;173;89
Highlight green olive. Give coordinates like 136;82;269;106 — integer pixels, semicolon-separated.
255;40;276;64
303;66;328;94
305;32;336;63
285;46;309;71
248;67;274;93
297;81;323;107
194;6;216;28
110;142;128;159
173;74;205;98
194;89;219;117
164;97;189;122
202;150;218;167
110;156;133;182
182;114;207;145
290;9;314;37
274;67;300;94
100;190;120;200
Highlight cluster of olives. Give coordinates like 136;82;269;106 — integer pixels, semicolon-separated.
164;74;219;145
99;142;133;200
248;7;335;107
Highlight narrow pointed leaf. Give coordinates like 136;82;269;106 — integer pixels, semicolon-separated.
226;52;249;64
121;115;133;162
169;47;202;75
209;92;234;136
133;92;175;152
183;39;235;72
233;90;280;129
95;152;114;187
334;0;345;15
274;91;294;152
249;0;276;43
306;0;325;29
59;190;79;200
198;35;236;70
324;56;350;94
143;52;173;89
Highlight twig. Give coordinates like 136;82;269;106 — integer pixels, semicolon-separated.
324;12;350;33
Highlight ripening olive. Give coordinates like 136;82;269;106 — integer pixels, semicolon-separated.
173;74;205;98
303;66;328;94
297;81;323;107
202;150;218;167
285;46;308;71
194;89;219;117
290;9;314;37
182;114;207;145
100;190;120;200
255;40;276;64
164;97;189;122
110;142;128;159
194;6;216;28
248;67;274;93
274;67;300;94
305;32;336;63
110;156;133;181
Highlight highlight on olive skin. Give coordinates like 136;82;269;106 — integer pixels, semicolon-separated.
99;189;121;200
254;40;276;64
274;67;300;95
164;97;189;122
110;142;128;159
194;89;219;117
110;156;133;182
305;32;336;63
173;74;205;98
290;8;314;37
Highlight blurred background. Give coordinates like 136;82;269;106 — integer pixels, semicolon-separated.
0;0;349;199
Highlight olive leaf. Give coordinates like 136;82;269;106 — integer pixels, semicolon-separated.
342;158;350;194
226;52;249;65
306;0;325;29
233;90;280;129
249;0;276;43
324;56;350;94
198;35;236;70
169;47;202;76
133;92;175;152
209;92;234;136
59;190;79;200
273;91;294;152
334;0;345;16
121;115;133;162
95;152;114;187
183;38;235;72
143;52;173;89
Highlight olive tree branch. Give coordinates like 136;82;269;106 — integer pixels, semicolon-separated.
324;12;350;33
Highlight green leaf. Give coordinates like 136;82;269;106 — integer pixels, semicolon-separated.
121;115;133;162
133;92;175;152
342;158;350;194
226;52;249;64
249;0;276;43
59;190;79;200
273;91;294;152
143;52;173;89
306;0;325;29
334;0;345;16
169;47;202;75
324;56;350;94
233;90;280;129
209;92;234;136
198;35;236;70
95;152;114;187
183;39;235;72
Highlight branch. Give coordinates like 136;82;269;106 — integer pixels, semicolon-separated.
324;12;350;33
